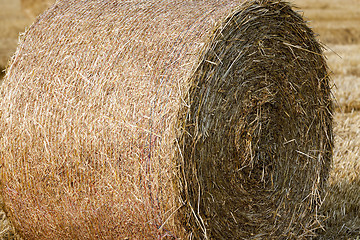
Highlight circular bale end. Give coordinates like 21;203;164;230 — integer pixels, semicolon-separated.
0;0;332;239
175;1;333;239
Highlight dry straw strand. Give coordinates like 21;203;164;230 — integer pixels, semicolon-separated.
0;0;333;239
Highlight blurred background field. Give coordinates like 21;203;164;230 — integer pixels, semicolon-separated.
0;0;27;78
0;0;54;80
0;0;359;239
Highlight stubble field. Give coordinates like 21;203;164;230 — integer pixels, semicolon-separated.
0;0;359;239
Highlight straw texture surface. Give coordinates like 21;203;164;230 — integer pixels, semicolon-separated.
0;0;333;239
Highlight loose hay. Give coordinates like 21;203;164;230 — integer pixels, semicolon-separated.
0;0;333;239
0;207;20;240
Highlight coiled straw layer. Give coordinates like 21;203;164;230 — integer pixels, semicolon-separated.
0;0;332;239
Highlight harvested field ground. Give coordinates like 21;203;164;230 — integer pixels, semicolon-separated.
0;0;359;239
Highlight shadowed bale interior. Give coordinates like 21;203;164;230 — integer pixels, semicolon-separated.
176;1;333;239
0;0;332;239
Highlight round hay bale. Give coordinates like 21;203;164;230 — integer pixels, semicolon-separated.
0;0;333;239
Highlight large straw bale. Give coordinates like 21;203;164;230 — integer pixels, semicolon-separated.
0;0;333;239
